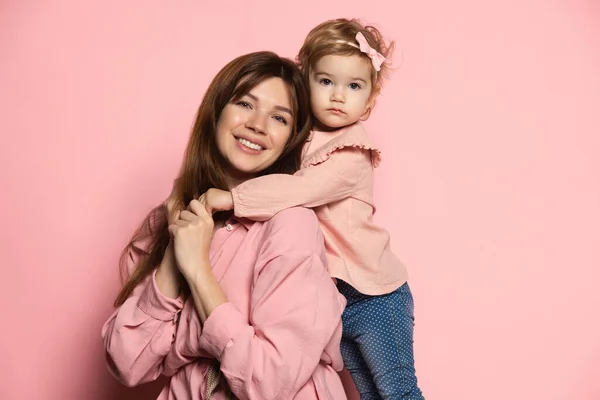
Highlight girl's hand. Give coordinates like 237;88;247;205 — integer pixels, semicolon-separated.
199;188;234;215
168;199;214;280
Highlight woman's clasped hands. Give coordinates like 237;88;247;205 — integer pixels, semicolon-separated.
166;188;234;280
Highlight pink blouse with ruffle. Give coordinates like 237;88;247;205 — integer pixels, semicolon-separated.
232;123;408;296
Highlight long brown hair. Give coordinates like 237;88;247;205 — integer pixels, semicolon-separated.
114;51;312;306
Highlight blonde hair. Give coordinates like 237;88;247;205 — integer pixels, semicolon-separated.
297;18;394;117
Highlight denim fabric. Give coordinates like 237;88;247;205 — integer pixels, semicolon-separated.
338;281;425;400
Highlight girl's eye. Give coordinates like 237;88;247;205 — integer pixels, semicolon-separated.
319;78;333;86
236;100;252;109
349;83;362;90
273;115;288;125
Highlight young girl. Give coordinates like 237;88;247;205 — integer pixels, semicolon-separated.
202;19;424;399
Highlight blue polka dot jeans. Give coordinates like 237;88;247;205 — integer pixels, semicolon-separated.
337;281;425;400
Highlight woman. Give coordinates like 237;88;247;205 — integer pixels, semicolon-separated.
102;52;347;400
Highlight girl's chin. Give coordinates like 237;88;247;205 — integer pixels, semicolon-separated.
314;116;348;131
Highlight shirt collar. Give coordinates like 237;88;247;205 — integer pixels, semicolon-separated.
229;216;254;230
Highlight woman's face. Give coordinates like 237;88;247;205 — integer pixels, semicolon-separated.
216;77;294;185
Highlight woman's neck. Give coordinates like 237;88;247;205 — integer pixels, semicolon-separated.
225;169;256;189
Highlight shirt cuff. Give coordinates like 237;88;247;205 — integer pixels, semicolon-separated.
199;302;248;359
137;270;183;321
231;187;246;217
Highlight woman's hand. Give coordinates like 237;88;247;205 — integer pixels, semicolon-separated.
169;198;227;322
199;188;234;215
168;199;214;281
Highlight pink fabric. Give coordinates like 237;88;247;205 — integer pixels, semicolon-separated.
232;123;408;295
102;207;347;400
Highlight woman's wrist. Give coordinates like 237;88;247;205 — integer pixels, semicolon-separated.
181;257;212;285
184;258;227;323
155;243;181;298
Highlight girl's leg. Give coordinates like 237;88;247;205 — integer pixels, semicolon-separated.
341;335;382;400
339;280;425;400
339;281;384;399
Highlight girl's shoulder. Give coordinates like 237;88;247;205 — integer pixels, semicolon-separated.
302;122;381;168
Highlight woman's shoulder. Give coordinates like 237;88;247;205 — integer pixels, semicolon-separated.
251;208;327;276
266;207;320;233
302;122;382;169
260;207;323;252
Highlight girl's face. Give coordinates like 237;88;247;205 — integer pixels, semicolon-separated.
308;54;373;130
216;77;294;186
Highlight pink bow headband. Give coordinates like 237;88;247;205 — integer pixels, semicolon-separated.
337;32;386;72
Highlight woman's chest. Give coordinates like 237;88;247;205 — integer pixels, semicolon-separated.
207;224;261;314
173;225;262;359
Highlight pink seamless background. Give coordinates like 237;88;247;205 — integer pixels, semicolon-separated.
1;1;599;399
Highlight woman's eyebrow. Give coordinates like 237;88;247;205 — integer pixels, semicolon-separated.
246;92;293;115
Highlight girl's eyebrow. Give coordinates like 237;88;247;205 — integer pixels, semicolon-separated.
245;93;293;116
350;77;368;84
314;71;367;85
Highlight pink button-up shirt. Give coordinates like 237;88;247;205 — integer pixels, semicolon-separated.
231;123;408;296
102;207;347;400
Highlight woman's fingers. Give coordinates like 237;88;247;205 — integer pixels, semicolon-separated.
168;218;189;238
188;199;211;220
173;219;187;227
168;223;178;238
178;210;195;222
198;193;214;215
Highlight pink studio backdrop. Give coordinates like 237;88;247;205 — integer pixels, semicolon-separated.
1;1;599;399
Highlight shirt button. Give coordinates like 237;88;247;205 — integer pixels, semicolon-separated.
225;224;233;232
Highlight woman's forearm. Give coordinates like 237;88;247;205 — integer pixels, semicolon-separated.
155;243;181;299
186;263;227;323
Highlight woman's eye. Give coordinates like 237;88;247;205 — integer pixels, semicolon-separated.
349;83;361;90
320;78;333;86
236;100;252;109
273;115;288;125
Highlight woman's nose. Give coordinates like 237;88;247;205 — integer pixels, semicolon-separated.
245;111;267;134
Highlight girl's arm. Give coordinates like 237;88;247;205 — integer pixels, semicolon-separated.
197;207;345;400
231;147;371;220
